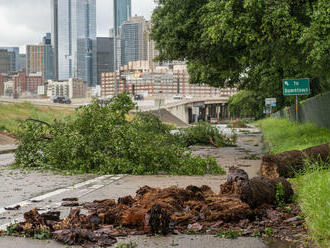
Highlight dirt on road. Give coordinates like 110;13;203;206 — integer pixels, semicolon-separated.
0;132;16;146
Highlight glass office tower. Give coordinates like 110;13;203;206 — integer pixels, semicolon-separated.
114;0;131;36
120;17;148;66
51;0;97;86
0;47;19;72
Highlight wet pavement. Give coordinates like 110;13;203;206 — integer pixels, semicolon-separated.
0;153;15;167
0;126;292;248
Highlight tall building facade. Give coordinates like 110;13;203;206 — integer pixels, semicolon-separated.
0;47;19;72
18;54;26;72
96;37;114;85
120;16;149;67
0;49;13;74
13;72;43;95
26;33;54;80
51;0;97;86
113;0;131;36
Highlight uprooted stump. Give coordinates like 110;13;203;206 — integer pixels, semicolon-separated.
261;142;330;178
238;177;293;209
8;176;297;247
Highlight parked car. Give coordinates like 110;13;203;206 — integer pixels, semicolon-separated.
209;117;218;124
173;95;183;100
53;96;71;104
134;94;144;100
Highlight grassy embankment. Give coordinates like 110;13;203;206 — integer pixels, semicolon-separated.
258;118;330;247
0;102;73;133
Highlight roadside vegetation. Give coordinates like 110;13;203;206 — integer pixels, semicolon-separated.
294;159;330;248
14;93;226;176
258;118;330;247
257;118;330;154
178;121;236;147
0;102;72;133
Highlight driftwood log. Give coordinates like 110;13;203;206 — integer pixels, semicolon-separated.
261;143;330;179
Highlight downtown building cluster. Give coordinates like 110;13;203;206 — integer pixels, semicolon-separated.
0;0;233;99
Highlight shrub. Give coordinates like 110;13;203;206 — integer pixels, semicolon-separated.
14;93;225;176
178;121;236;147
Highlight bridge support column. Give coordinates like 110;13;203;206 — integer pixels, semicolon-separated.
216;104;220;120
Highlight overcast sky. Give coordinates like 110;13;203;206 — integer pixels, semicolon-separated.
0;0;157;53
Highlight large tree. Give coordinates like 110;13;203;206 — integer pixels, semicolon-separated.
151;0;330;115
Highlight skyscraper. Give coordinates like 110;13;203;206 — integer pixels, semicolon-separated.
96;37;114;86
51;0;97;86
0;47;19;72
113;0;131;36
0;49;12;74
120;16;149;66
26;33;54;80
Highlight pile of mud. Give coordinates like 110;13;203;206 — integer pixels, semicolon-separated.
6;174;308;247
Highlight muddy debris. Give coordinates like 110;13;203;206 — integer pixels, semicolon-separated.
62;201;80;207
4;205;21;210
7;175;307;247
62;197;79;202
261;142;330;179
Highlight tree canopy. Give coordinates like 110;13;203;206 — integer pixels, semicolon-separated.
151;0;330;116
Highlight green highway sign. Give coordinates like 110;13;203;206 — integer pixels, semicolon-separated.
283;78;310;96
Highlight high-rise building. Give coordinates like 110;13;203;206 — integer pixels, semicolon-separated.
18;54;26;72
120;16;149;67
51;0;97;86
113;0;131;36
96;37;114;86
0;49;13;74
26;33;54;80
0;47;19;72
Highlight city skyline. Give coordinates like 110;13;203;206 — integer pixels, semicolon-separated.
0;0;156;53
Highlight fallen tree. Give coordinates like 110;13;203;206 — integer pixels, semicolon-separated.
14;93;225;176
261;143;330;178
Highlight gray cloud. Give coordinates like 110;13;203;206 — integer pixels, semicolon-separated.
0;0;156;53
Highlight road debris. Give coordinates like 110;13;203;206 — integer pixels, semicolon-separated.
5;174;306;247
4;205;21;210
261;142;330;178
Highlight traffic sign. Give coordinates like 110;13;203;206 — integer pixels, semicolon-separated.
193;101;205;108
283;78;310;96
192;107;199;115
265;98;276;106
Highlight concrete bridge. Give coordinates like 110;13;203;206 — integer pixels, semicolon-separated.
138;97;231;125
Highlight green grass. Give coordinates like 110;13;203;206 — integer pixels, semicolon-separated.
0;102;73;133
294;163;330;247
257;118;330;154
258;118;330;246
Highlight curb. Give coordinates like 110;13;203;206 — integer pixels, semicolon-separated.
0;148;16;155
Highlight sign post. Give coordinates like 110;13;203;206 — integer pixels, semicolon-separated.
265;98;276;116
283;78;310;122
